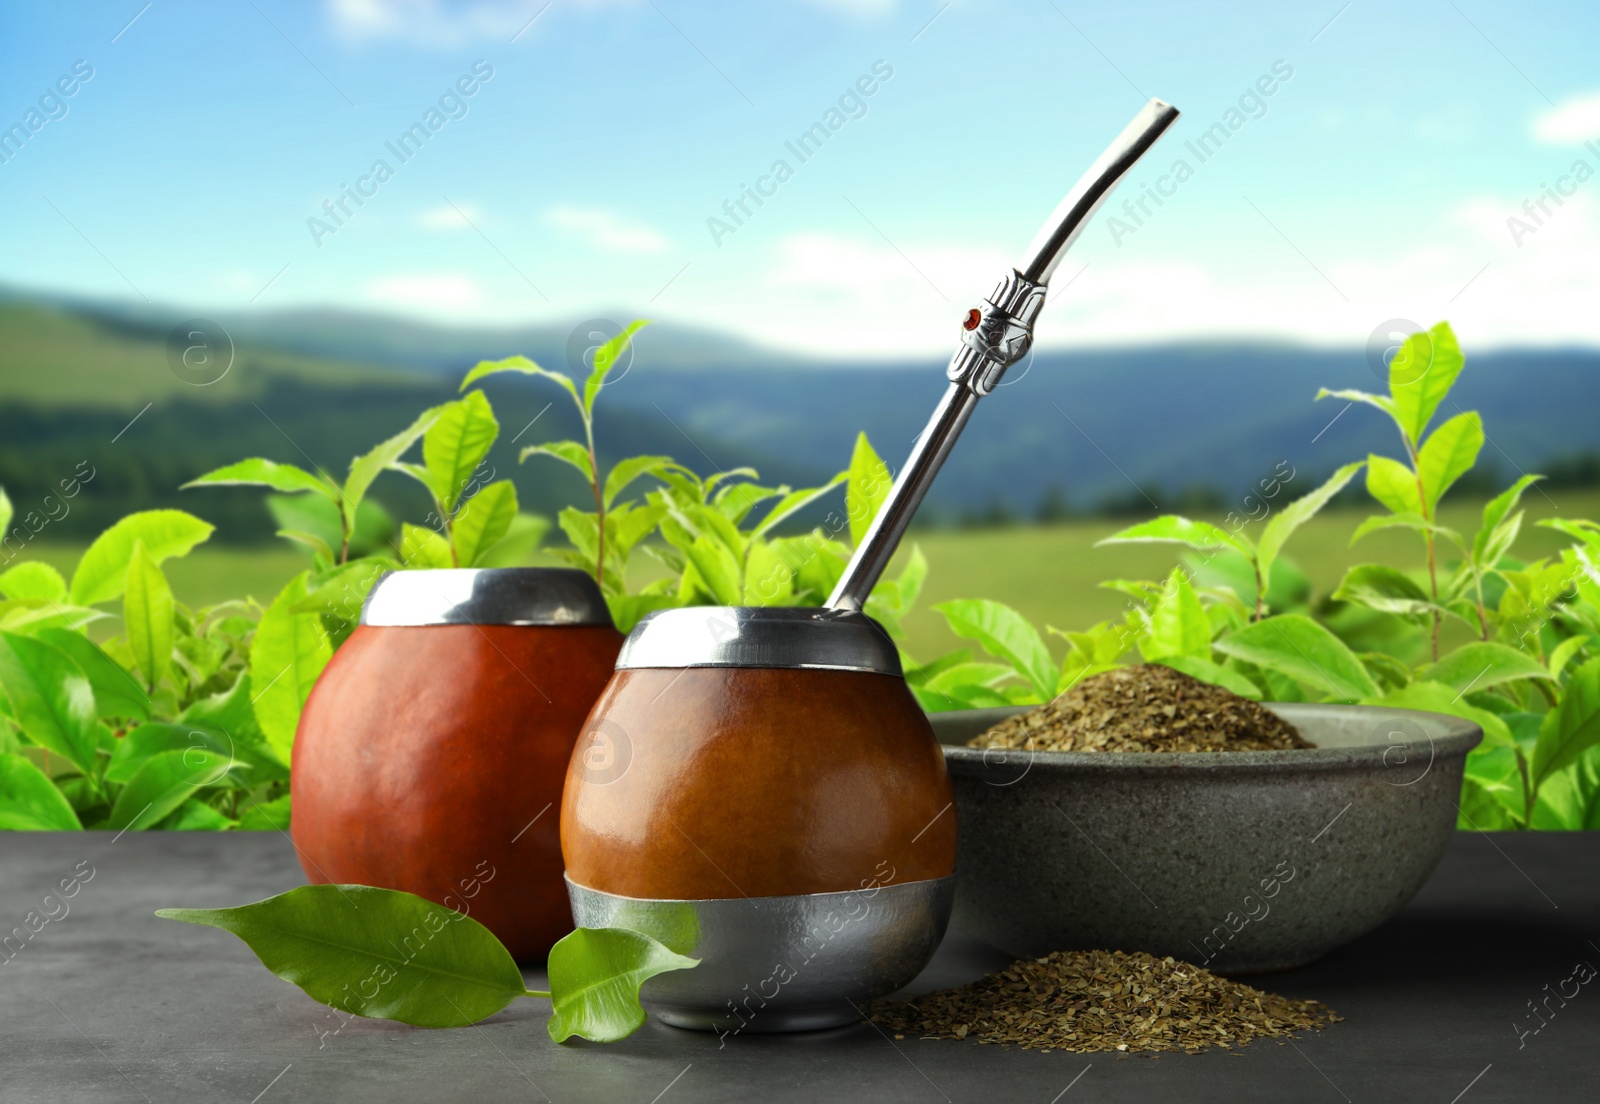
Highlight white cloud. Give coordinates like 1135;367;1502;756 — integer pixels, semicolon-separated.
544;206;667;253
365;273;483;310
327;0;552;46
415;203;481;230
1534;91;1600;145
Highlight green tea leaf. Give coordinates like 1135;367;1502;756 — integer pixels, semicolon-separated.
751;473;846;538
157;885;532;1028
1374;681;1512;748
424;391;499;514
1364;455;1421;518
35;629;150;721
70;510;215;605
1475;475;1543;564
156;798;237;831
473;513;552;568
0;487;10;535
0;751;83;830
933;598;1057;701
1141;567;1210;661
1256;462;1364;585
1214;614;1379;700
399;524;454;569
684;535;743;606
249;573;332;762
846;432;892;547
238;793;292;831
0;562;67;602
108;748;232;831
181;672;287;776
1350;510;1462;548
1315;387;1398;422
452;482;518;568
1333;564;1435;616
1426;642;1554;696
1097;515;1250;555
1548;635;1590;679
182;459;334;498
1152;656;1263;699
0;630;100;775
124;542;174;688
1417;411;1484;513
547;926;700;1043
104;722;241;785
604;456;686;510
460;355;580;409
1389;322;1464;446
583;320;649;416
520;440;594;484
345;407;444;516
1534;656;1600;785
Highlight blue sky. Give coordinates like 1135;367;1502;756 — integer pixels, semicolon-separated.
3;0;1599;357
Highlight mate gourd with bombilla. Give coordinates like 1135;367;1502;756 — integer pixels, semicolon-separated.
563;99;1180;1032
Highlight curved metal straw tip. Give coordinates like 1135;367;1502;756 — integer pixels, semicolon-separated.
1017;97;1181;285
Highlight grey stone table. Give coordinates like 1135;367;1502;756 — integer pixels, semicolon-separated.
2;831;1595;1103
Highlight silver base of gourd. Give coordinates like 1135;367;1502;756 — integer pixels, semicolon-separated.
565;874;954;1034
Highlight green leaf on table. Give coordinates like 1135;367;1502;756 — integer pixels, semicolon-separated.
1333;564;1436;617
1389;322;1464;446
1152;655;1263;699
452;481;518;568
1533;656;1600;786
0;751;83;830
1140;567;1211;662
107;747;232;831
182;458;334;498
423;391;499;514
1214;614;1379;700
1257;462;1365;585
520;440;594;484
70;510;215;605
34;629;150;721
1417;411;1484;513
582;320;649;416
933;598;1057;702
157;885;532;1028
124;541;174;688
345;406;444;516
1097;515;1249;555
0;562;67;602
1364;455;1421;518
0;630;100;775
249;573;332;762
845;432;892;547
1425;642;1554;696
547;926;700;1043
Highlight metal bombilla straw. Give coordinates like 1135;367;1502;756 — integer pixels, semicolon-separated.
828;98;1180;612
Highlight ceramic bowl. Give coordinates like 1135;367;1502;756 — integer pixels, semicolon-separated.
933;703;1480;973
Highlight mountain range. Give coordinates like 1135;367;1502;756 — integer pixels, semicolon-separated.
4;284;1598;541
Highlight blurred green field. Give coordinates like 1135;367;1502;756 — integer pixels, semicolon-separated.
25;485;1600;661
